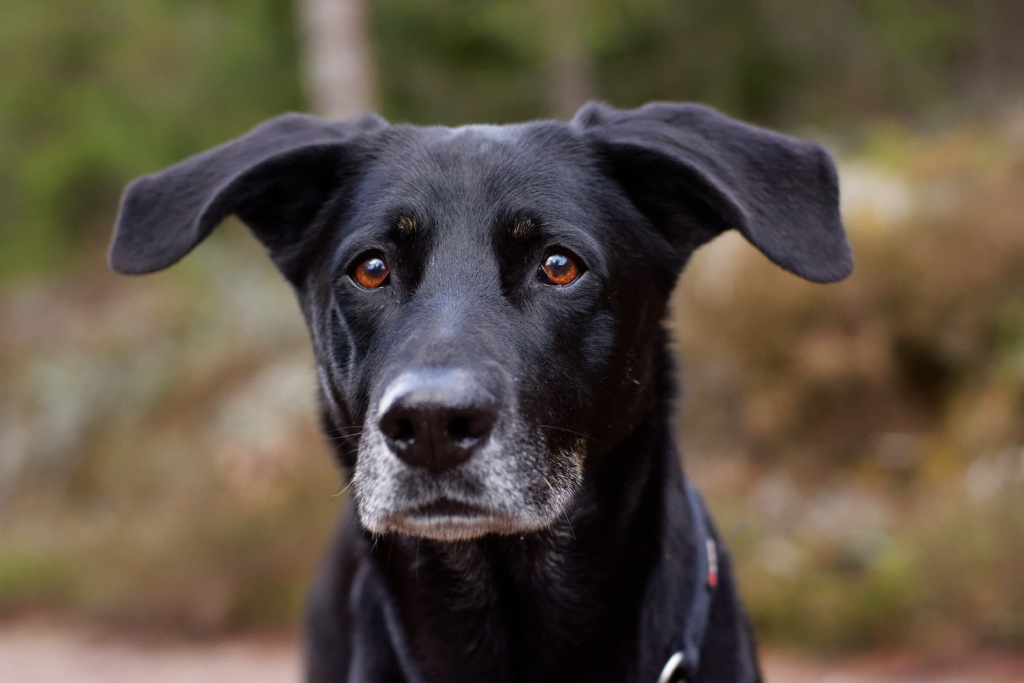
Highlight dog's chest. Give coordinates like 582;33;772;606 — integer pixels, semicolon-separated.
376;535;649;683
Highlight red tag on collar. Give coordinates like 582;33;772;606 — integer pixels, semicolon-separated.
706;538;718;588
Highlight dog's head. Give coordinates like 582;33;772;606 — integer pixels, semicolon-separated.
110;102;851;541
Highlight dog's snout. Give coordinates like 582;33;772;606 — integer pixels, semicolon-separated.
378;369;498;471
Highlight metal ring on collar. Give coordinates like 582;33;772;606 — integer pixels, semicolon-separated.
657;651;685;683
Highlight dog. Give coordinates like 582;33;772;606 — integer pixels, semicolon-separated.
109;101;852;683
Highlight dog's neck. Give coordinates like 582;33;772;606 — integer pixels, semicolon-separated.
364;373;689;683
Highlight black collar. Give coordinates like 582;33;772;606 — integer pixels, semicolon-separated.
657;480;718;683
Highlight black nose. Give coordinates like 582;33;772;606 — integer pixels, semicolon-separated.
377;370;498;472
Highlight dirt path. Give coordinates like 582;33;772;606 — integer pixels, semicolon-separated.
2;620;1022;683
0;620;298;683
760;650;1024;683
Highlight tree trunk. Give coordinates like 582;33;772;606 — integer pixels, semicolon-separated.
298;0;376;120
544;0;594;120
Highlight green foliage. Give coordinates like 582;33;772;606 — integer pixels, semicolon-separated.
588;0;970;122
0;0;302;277
372;0;989;126
372;0;549;125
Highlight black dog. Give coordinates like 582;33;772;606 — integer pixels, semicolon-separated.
109;101;851;683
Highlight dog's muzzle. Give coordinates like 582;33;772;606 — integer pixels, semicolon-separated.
351;366;584;542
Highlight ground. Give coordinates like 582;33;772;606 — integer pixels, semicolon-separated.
2;619;1022;683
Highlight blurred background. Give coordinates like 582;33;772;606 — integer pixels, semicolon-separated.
1;0;1024;671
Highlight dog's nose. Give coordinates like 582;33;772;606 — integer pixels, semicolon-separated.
377;369;498;471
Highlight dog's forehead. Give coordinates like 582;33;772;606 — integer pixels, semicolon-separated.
365;122;597;214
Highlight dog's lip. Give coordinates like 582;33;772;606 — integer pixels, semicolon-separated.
406;498;494;519
382;498;519;541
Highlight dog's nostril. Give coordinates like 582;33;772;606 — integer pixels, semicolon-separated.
447;416;475;444
394;418;415;442
380;414;416;446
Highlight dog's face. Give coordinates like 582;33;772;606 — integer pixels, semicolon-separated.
109;102;852;541
304;124;671;540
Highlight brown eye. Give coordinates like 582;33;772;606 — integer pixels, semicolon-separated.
353;255;389;289
540;253;581;286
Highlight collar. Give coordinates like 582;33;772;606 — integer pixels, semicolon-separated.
657;480;719;683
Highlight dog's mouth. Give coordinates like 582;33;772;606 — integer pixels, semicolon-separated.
352;417;587;543
384;498;516;541
412;498;488;517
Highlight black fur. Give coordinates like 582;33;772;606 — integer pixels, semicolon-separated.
110;101;851;683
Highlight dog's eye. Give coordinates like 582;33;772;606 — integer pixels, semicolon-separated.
539;253;581;286
352;255;390;289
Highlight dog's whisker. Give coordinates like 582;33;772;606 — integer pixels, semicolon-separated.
562;508;577;542
325;432;363;442
333;479;355;498
326;427;366;436
538;424;607;448
330;448;361;465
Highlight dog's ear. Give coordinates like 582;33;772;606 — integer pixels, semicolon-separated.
574;101;852;283
109;111;387;279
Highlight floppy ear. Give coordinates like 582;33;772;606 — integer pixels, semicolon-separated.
574;101;852;283
109;111;387;278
